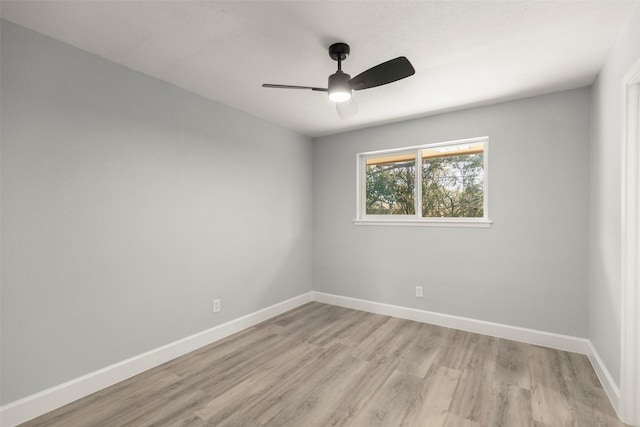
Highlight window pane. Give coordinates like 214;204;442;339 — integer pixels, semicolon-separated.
421;143;484;218
366;154;416;215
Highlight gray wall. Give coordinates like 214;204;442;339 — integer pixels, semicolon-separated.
314;88;591;337
589;4;640;386
0;21;313;404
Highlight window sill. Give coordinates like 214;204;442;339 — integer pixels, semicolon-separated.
353;219;493;228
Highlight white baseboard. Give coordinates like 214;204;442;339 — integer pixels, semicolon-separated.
311;291;591;354
0;292;313;427
586;340;621;417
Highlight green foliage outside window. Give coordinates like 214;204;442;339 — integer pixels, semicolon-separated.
366;159;415;215
422;153;483;218
365;151;484;218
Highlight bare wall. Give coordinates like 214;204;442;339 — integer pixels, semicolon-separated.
0;21;313;404
313;88;591;338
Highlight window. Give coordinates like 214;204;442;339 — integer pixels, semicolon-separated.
356;137;490;227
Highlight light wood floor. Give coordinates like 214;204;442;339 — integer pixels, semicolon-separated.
21;302;628;427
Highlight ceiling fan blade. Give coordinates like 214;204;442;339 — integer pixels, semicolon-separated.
336;97;359;120
262;84;327;92
348;57;415;91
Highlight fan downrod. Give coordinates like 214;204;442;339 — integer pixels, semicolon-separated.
329;43;350;62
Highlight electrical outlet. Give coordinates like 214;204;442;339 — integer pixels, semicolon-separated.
213;299;221;313
415;286;423;298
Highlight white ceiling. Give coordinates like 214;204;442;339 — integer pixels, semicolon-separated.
1;1;637;137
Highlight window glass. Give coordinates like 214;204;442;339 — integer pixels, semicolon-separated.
366;154;416;215
421;142;484;218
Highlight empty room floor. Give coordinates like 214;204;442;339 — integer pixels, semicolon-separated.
21;302;627;427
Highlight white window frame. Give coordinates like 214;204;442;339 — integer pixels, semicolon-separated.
354;136;492;227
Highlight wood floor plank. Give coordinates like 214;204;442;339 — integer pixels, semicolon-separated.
20;302;630;427
434;328;478;371
347;370;424;426
127;388;208;427
167;326;284;379
249;343;354;425
269;301;325;326
529;345;578;426
395;322;447;378
448;366;495;426
448;336;499;426
313;352;402;427
443;412;481;427
348;315;409;361
92;380;202;427
556;350;623;425
192;342;320;424
183;334;310;398
332;311;391;347
164;415;208;427
22;370;182;427
310;308;371;347
274;304;346;342
494;338;532;389
487;383;534;427
401;364;462;426
261;355;369;426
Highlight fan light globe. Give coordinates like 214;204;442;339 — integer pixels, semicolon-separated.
329;90;351;103
328;71;352;103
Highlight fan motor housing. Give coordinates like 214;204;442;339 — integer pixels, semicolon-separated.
328;71;351;88
328;70;352;102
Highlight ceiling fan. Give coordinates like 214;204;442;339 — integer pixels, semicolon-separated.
262;43;415;120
